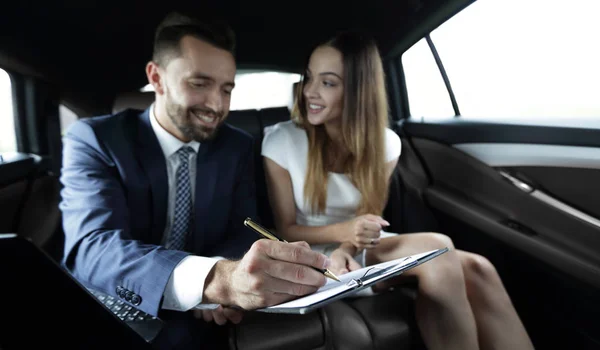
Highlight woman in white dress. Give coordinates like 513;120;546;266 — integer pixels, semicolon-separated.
261;32;534;350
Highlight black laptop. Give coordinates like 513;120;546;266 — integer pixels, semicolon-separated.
0;233;163;349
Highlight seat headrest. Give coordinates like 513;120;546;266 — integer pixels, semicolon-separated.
113;91;155;114
227;109;261;138
261;107;291;128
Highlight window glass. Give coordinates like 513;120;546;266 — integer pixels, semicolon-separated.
402;38;455;119
0;68;16;153
140;71;301;111
229;71;301;111
403;0;600;121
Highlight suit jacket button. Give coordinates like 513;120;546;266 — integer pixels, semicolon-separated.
131;294;142;306
118;289;126;299
125;291;133;302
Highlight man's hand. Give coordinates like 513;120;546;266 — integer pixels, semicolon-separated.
329;246;362;275
202;240;330;310
193;305;243;326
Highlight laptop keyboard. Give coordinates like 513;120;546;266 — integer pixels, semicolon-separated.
88;289;158;322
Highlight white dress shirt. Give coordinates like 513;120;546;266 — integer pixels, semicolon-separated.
149;104;221;311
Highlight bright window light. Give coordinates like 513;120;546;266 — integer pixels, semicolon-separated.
139;71;301;111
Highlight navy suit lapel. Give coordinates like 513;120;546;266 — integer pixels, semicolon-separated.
136;109;168;244
192;142;217;252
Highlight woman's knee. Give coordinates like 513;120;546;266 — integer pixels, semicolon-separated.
415;235;465;299
461;253;499;286
418;232;456;251
459;252;514;310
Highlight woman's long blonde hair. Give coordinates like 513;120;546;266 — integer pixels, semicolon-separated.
292;32;390;216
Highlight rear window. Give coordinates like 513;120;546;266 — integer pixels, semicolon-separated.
141;70;301;111
229;71;300;111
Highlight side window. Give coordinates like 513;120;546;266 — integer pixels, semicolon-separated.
139;71;301;111
0;68;16;154
59;104;78;135
402;38;454;119
229;71;301;111
403;0;600;120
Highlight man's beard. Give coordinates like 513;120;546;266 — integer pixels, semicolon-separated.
165;95;224;142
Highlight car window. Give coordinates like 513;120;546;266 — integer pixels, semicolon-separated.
402;0;600;121
141;71;301;111
0;68;16;154
229;71;301;111
402;38;454;119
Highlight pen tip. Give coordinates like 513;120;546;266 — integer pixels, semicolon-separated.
325;270;341;282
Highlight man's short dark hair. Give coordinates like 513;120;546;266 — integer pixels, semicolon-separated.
152;11;236;66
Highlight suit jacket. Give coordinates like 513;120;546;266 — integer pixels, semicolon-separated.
59;107;258;317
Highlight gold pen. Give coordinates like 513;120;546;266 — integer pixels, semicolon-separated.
244;217;341;282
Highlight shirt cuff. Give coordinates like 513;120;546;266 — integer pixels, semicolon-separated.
161;255;221;311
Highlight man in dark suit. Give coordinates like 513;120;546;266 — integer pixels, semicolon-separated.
59;12;330;349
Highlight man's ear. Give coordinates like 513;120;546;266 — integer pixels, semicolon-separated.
145;61;165;95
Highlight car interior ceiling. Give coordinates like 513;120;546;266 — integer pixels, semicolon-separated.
2;0;600;349
0;0;468;116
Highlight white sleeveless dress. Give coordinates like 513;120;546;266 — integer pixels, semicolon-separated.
261;120;402;267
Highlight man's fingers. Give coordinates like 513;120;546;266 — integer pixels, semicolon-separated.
195;306;243;325
266;259;326;287
203;310;213;323
257;273;320;296
212;308;227;326
290;241;311;250
250;291;298;308
257;240;330;271
223;308;244;324
192;309;203;320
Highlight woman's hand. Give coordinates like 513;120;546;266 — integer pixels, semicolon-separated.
329;245;362;275
341;214;389;250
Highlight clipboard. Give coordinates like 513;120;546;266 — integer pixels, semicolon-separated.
256;247;448;314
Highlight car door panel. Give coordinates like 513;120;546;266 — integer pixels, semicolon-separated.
0;180;28;234
397;123;600;292
0;153;38;234
394;121;600;347
453;142;600;219
0;153;62;260
505;166;600;220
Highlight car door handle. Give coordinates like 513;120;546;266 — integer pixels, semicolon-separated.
499;171;600;229
498;171;534;193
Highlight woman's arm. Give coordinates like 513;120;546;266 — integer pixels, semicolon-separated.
263;157;350;244
263;156;394;248
386;157;399;181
